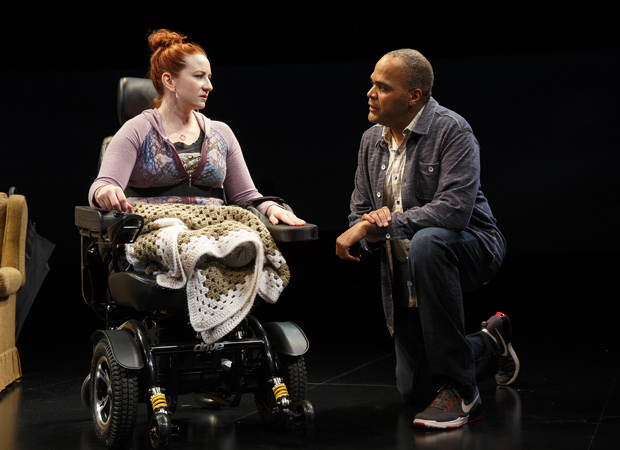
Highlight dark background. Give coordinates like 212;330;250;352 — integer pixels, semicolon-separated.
3;2;619;365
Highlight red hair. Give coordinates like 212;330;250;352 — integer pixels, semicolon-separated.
147;29;207;108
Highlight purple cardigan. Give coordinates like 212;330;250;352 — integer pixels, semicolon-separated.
89;109;275;215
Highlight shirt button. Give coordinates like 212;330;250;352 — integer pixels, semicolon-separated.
381;165;386;170
428;167;434;173
386;233;391;239
376;192;382;197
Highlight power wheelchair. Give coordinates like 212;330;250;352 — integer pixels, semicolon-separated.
75;78;318;448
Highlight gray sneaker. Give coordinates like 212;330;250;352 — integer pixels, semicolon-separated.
413;386;483;429
481;312;520;385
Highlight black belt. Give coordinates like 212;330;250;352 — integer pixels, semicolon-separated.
124;185;225;200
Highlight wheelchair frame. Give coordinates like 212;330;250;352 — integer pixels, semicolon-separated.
76;205;317;448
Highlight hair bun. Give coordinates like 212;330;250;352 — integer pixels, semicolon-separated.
148;29;187;53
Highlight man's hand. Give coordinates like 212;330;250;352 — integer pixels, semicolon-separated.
362;206;395;227
335;221;376;261
336;207;398;261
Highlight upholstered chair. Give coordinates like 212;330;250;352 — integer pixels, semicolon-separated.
0;191;27;392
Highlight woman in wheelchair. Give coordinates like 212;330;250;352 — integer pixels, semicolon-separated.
78;29;316;448
89;28;305;228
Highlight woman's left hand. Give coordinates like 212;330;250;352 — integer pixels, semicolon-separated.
267;205;307;226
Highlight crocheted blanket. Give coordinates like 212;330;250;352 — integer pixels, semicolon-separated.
125;202;290;344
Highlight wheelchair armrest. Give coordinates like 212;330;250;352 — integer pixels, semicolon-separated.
75;206;144;244
75;204;318;243
247;205;318;243
75;206;117;234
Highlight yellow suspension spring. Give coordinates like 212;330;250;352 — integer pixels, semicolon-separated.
151;393;168;411
272;383;289;400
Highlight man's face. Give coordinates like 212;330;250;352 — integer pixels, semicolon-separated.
367;56;412;132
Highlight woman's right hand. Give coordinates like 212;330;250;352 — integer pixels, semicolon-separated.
95;185;132;212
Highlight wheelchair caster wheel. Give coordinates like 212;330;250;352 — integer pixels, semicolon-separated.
288;399;315;436
192;392;223;409
81;374;91;411
300;400;315;436
149;413;171;448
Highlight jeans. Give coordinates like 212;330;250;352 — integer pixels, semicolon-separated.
394;227;500;405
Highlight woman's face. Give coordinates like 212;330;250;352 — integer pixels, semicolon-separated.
173;53;213;111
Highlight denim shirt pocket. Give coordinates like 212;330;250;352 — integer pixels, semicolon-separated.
415;162;439;201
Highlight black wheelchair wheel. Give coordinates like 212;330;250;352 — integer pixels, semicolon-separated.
91;339;139;447
149;412;171;448
254;354;308;424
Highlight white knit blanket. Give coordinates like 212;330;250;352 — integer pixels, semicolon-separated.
125;202;290;344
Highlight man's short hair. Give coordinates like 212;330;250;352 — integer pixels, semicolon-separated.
385;49;434;102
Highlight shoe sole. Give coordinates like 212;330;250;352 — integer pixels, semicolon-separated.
413;414;483;430
497;342;520;386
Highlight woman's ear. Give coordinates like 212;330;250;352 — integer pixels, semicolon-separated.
161;72;176;93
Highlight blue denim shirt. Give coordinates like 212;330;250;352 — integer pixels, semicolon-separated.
348;98;506;334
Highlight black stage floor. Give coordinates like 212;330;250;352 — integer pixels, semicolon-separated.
2;250;619;449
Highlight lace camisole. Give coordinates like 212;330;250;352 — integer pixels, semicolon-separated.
174;129;205;174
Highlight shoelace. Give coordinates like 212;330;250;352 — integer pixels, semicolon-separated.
428;388;458;412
